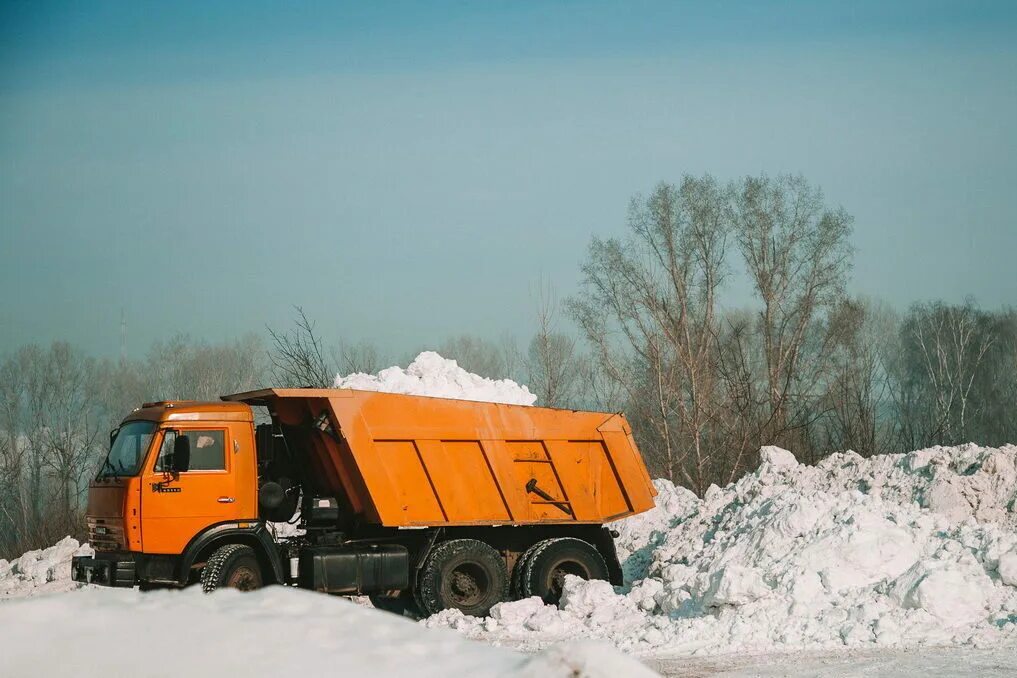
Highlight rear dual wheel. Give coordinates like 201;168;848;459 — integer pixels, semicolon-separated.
412;536;608;617
415;539;509;617
513;537;608;604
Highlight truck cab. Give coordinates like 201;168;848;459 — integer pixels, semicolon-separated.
73;401;273;588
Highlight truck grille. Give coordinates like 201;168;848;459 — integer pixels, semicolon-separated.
87;518;126;551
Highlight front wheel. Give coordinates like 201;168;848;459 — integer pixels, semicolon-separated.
201;544;264;593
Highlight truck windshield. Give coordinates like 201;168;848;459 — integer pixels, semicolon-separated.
98;420;157;478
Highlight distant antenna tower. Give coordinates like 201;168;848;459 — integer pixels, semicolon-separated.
120;308;127;366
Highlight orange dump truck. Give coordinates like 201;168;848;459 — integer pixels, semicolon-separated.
73;388;656;616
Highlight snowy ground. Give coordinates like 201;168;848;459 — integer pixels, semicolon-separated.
0;586;655;678
7;444;1017;676
645;644;1017;677
5;355;1017;675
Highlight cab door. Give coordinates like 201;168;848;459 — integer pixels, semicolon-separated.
141;426;239;554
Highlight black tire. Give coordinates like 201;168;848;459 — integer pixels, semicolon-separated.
511;542;544;599
369;592;422;618
417;539;509;617
520;537;609;604
201;544;264;593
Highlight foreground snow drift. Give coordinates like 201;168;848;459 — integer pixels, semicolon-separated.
0;587;655;678
334;351;537;405
429;444;1017;656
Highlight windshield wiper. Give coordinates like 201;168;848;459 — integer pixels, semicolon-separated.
99;456;120;479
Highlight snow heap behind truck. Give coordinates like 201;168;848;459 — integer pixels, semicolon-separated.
73;388;656;616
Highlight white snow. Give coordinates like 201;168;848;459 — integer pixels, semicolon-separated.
0;587;656;678
333;351;537;406
0;536;92;599
8;442;1017;673
427;443;1017;658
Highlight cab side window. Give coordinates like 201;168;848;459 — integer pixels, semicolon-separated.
157;430;226;472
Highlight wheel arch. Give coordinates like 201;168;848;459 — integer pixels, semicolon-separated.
177;521;284;585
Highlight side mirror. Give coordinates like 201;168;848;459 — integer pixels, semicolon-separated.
172;433;191;473
109;427;120;450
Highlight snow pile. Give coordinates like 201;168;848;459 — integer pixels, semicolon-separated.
428;443;1017;656
334;351;537;406
0;536;92;599
0;587;657;678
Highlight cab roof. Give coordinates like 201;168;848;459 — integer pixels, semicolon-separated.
125;400;253;424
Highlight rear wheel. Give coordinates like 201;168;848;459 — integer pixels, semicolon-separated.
417;539;508;617
511;541;544;599
201;544;264;593
520;538;608;604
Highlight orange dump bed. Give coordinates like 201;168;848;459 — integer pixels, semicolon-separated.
226;388;656;528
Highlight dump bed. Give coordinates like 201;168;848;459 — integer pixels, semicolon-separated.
226;388;656;528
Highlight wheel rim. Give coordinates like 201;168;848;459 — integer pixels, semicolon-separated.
447;562;490;608
547;560;589;601
226;565;260;591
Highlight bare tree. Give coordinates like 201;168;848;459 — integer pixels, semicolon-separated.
40;343;102;536
438;334;519;380
898;300;995;445
817;298;900;457
711;310;766;482
527;278;579;408
267;307;335;388
0;343;105;554
570;176;729;493
731;174;853;452
337;341;383;375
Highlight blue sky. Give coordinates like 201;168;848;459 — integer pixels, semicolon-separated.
2;1;1016;359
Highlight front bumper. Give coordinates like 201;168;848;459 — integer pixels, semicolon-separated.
72;553;136;587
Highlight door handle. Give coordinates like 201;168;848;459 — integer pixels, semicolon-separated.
217;496;235;504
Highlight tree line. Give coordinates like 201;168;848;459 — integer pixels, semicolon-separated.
3;173;1015;559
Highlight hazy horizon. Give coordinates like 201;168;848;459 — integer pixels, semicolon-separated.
3;1;1016;360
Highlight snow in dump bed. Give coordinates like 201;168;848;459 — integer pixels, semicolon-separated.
428;443;1017;656
333;351;537;406
0;587;656;678
0;536;92;599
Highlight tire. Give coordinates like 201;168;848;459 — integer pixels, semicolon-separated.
201;544;264;593
369;592;422;618
520;538;609;604
417;539;509;617
511;542;544;599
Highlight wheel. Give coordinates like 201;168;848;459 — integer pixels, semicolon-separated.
520;538;609;604
201;544;264;593
369;592;422;618
511;542;544;599
417;539;509;617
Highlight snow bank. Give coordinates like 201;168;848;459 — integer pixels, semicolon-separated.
0;536;92;599
0;587;656;678
428;443;1017;657
334;351;537;406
